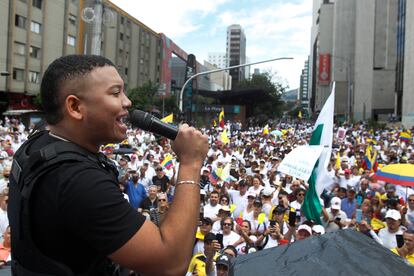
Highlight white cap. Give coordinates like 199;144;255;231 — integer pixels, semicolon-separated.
385;209;401;220
247;191;256;198
297;224;312;235
331;197;341;210
219;205;231;212
312;225;326;235
262;186;275;197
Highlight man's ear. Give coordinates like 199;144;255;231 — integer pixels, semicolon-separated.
65;95;84;121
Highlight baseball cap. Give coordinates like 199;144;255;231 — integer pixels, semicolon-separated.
297;224;312;235
204;232;216;242
247;192;256;198
262;186;275;197
385;209;401;220
331;197;341;210
253;198;262;206
312;225;326;235
219;206;231;212
272;206;287;215
216;254;231;268
386;184;396;192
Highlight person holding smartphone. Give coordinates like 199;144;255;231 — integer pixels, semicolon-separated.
391;229;414;265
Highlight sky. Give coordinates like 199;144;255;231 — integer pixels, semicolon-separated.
110;0;312;90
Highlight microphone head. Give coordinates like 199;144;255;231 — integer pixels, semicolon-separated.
129;109;152;131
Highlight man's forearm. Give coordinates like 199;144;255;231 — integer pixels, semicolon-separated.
159;163;201;267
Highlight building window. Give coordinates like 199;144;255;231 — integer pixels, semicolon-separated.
124;68;128;75
120;17;124;24
120;33;123;41
68;14;76;26
30;46;41;58
32;0;42;9
15;15;26;28
30;21;41;34
13;68;24;81
14;42;26;55
67;35;76;46
29;71;40;83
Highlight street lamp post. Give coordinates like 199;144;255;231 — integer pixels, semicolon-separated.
178;57;294;113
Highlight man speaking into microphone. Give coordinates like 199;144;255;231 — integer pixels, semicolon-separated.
8;55;209;275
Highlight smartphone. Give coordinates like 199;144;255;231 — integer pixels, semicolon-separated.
396;234;404;248
288;210;296;227
356;194;363;206
355;209;363;223
215;233;224;249
269;220;276;227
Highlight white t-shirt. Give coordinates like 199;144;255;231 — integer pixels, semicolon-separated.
223;231;241;247
378;227;405;249
204;203;222;221
248;185;264;197
246;216;269;235
263;236;279;250
235;235;258;255
228;190;248;219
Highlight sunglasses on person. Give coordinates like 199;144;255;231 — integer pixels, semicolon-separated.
223;223;232;227
158;198;167;202
409;199;414;202
156;168;163;171
221;199;228;202
297;193;305;197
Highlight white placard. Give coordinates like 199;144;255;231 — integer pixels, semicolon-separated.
277;145;324;181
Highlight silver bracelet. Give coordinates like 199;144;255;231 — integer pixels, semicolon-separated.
176;180;198;187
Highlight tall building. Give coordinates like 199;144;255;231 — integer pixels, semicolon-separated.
226;24;246;85
207;52;226;69
400;0;414;128
309;0;398;122
299;57;310;112
0;0;162;112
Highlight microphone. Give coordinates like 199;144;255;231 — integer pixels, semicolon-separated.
129;110;178;140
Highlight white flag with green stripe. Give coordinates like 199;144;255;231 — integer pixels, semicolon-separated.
302;85;335;224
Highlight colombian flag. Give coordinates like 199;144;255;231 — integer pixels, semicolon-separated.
362;145;378;172
219;108;225;128
160;154;173;169
399;131;412;143
209;169;220;185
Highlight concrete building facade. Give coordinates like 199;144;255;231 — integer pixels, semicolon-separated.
0;0;162;112
310;0;398;122
207;52;227;69
402;0;414;127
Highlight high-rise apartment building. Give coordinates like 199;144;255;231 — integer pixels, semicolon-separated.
0;0;162;112
299;58;310;112
207;52;226;69
226;24;246;85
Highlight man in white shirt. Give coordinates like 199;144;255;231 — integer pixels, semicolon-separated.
227;180;248;218
322;197;348;233
204;191;222;221
378;209;406;249
404;194;414;228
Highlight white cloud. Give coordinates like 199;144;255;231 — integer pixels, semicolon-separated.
110;0;229;38
110;0;312;88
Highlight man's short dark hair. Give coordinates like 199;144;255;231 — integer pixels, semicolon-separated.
41;55;115;125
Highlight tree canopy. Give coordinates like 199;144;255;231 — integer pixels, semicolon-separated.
236;71;287;119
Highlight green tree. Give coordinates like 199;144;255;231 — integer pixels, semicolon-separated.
127;81;179;118
236;71;287;118
127;81;159;112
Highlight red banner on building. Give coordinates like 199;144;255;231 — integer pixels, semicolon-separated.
318;54;331;85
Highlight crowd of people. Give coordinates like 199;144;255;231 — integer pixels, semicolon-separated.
0;115;414;274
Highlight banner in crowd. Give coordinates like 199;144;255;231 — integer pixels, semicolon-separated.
278;145;323;181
